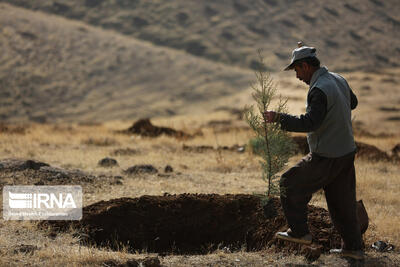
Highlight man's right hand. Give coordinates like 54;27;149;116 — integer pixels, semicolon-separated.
264;111;279;123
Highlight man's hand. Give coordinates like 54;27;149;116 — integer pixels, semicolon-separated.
264;111;279;123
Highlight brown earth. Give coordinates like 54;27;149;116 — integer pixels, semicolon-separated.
290;136;398;162
0;158;122;188
43;194;370;255
120;119;194;139
355;141;393;162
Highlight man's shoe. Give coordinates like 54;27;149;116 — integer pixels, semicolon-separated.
275;229;312;245
329;248;365;260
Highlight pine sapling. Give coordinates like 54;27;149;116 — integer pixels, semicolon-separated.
245;50;295;201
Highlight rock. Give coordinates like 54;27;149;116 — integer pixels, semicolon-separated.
124;164;158;175
98;158;118;167
164;165;173;173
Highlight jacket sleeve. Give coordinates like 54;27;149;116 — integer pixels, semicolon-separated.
350;89;358;110
279;88;327;133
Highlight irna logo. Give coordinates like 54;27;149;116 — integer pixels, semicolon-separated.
8;191;77;209
3;185;82;220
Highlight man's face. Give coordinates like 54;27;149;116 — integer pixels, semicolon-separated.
294;63;312;85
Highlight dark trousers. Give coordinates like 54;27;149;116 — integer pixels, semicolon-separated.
280;152;362;250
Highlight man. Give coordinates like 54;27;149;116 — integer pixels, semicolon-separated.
264;42;364;260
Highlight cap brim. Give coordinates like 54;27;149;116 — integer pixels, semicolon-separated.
284;63;295;71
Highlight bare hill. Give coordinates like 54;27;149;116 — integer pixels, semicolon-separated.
0;3;253;122
4;0;400;71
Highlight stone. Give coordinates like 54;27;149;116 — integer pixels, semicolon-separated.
98;158;118;167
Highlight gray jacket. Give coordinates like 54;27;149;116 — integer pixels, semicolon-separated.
307;67;356;157
280;67;357;158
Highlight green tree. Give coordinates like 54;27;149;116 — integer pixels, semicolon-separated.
244;51;295;200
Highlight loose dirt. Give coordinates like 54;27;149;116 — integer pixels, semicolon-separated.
119;119;192;139
290;136;397;162
43;194;358;255
0;158;121;188
355;141;393;161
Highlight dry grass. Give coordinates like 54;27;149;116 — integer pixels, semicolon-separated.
0;112;399;266
0;1;399;265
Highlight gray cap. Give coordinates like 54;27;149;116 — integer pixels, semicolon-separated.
284;42;317;71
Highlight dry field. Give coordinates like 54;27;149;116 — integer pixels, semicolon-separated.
0;112;399;266
0;1;399;266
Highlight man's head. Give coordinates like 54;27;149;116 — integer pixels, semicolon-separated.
284;43;321;85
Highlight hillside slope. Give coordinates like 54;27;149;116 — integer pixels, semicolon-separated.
4;0;400;71
0;3;253;122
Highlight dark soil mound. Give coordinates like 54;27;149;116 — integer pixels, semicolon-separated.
0;158;120;187
0;158;49;171
121;119;191;139
98;157;118;167
355;141;392;161
291;136;396;162
43;194;362;254
124;164;158;175
391;144;400;158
